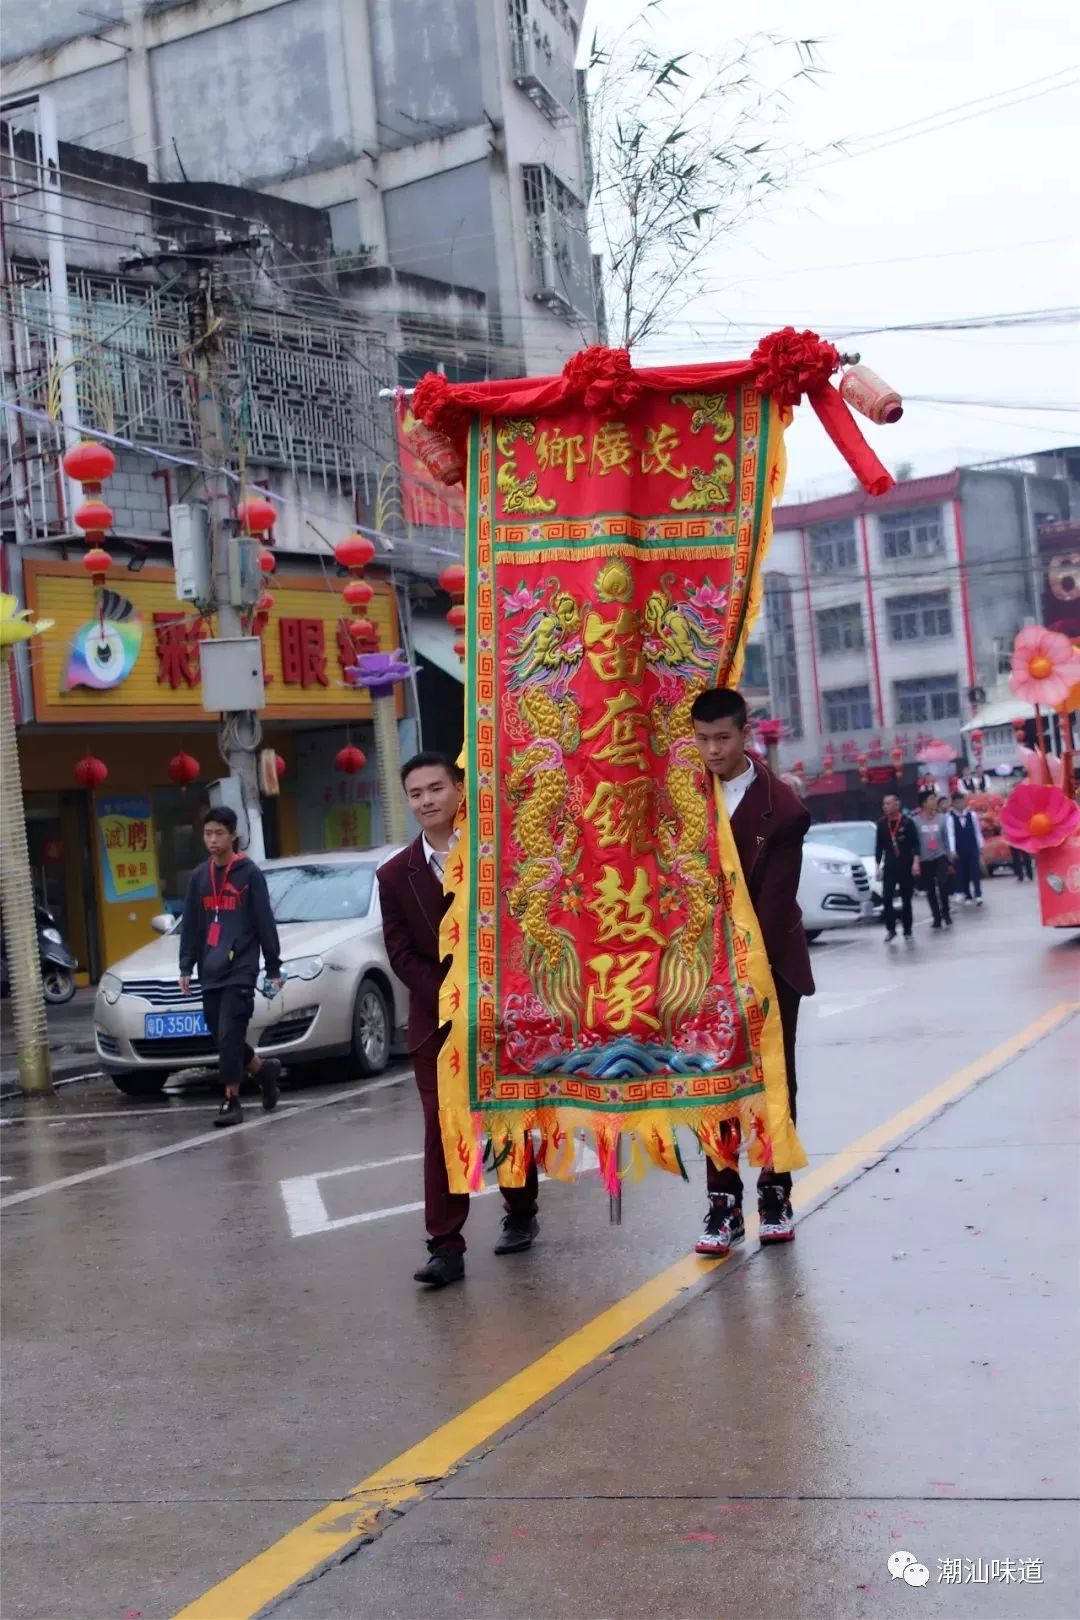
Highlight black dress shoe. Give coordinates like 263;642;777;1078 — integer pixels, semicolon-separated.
413;1249;465;1288
258;1057;282;1112
493;1214;539;1255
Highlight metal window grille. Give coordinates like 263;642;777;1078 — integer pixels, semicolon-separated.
881;507;944;561
893;674;961;724
816;601;865;653
522;163;580;314
764;573;803;738
886;592;953;642
823;684;873;732
809;521;858;572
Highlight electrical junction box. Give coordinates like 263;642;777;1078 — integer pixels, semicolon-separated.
199;636;266;713
228;535;263;609
169;504;211;602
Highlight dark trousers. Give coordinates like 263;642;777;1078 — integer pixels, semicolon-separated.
708;975;800;1203
1011;847;1034;881
881;865;915;936
920;856;951;923
953;847;982;899
414;1049;539;1254
202;985;256;1093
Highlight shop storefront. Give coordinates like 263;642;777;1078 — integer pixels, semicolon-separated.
19;559;404;980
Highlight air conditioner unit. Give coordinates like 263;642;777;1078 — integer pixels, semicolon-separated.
532;230;573;313
510;18;567;122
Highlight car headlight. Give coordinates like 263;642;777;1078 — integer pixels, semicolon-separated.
811;858;849;876
41;926;63;944
281;955;324;981
99;971;124;1005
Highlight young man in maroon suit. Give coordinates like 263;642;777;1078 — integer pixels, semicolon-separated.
689;688;814;1256
377;752;540;1289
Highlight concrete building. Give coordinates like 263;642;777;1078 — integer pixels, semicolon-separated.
761;451;1080;813
2;0;599;377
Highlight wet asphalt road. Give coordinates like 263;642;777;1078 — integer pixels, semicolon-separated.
2;879;1078;1620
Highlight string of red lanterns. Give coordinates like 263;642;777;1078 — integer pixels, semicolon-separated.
440;563;466;660
332;532;378;776
63;440;117;586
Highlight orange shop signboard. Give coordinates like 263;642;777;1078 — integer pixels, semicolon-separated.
24;561;400;723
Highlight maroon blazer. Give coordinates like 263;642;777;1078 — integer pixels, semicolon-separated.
376;835;450;1055
728;761;815;998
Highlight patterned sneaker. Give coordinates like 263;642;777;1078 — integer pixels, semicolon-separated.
758;1184;795;1245
694;1193;745;1256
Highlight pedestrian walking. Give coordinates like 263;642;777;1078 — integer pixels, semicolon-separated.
377;751;540;1290
947;791;985;905
1010;845;1035;882
874;791;920;940
914;789;953;929
178;805;283;1128
689;687;813;1256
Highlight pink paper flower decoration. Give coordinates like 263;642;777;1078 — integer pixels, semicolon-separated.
1000;783;1080;854
1018;745;1064;787
1010;626;1080;708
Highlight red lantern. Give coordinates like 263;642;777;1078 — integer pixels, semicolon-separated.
274;752;286;779
73;752;108;790
970;727;984;761
857;750;869;783
439;563;466;596
891;743;904;779
237;495;276;536
74;499;113;536
343;578;373;608
82;546;112;584
63;439;116;488
407;419;464;486
335;744;366;775
257;591;274;615
446;602;467;630
167;749;200;787
258;548;276;574
453;638;465;659
822;743;836;772
335;534;376;572
349;616;376;645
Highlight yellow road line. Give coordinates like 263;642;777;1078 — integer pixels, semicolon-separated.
174;999;1077;1620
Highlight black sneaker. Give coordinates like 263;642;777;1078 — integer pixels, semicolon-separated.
758;1184;795;1245
694;1193;744;1256
413;1248;465;1288
884;930;896;942
943;914;953;928
931;920;942;930
493;1214;539;1255
258;1058;282;1112
213;1097;243;1129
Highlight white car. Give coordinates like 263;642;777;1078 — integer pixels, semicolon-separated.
799;838;873;940
811;819;881;906
94;848;409;1097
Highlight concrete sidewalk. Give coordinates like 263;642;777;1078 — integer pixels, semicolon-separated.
0;987;99;1096
272;1017;1080;1620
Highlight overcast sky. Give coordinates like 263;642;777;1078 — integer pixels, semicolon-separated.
581;0;1079;499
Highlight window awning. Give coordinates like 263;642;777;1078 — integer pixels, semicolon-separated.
962;697;1035;731
411;618;463;684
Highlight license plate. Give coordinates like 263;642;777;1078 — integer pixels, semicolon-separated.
143;1010;209;1039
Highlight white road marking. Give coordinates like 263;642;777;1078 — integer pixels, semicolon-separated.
280;1139;601;1239
0;1070;410;1209
813;985;890;1020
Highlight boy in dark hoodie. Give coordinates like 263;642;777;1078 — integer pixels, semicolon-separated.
179;805;284;1127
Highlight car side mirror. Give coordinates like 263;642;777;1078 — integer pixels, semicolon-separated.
151;914;177;936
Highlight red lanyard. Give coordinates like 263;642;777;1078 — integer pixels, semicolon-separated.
886;814;903;856
209;856;237;918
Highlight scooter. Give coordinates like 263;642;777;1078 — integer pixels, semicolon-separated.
0;906;80;1005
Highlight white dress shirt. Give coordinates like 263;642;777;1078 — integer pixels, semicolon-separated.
721;758;756;819
422;828;460;883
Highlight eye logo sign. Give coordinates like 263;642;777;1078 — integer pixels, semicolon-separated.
888;1550;930;1587
63;589;143;691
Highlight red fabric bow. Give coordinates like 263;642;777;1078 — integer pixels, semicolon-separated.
750;327;840;408
411;372;472;441
561;346;643;415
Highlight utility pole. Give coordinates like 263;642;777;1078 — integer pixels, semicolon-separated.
189;263;265;860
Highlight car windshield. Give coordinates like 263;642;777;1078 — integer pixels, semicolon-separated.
264;863;376;923
813;823;876;856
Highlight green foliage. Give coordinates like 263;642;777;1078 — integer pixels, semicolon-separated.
587;10;825;349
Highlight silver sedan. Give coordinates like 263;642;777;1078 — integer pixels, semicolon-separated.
94;847;409;1097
